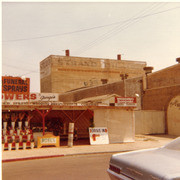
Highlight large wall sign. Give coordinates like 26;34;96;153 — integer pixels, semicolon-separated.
2;76;30;94
2;93;59;105
89;127;109;145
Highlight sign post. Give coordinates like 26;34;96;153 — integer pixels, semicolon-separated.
68;123;74;147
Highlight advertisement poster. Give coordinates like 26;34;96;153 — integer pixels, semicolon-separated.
89;127;109;145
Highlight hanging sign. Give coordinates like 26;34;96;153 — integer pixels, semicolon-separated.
89;127;109;145
115;97;137;107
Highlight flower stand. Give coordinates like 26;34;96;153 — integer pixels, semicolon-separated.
11;122;15;130
8;143;12;151
15;143;19;150
23;142;26;150
27;134;31;141
3;129;7;136
25;121;29;128
10;129;14;135
3;122;7;130
2;143;5;151
19;135;22;142
17;129;20;135
12;135;15;141
4;135;8;143
18;121;22;130
30;142;34;149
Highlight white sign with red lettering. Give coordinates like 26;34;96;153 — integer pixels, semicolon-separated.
89;127;109;145
115;97;137;107
2;93;59;103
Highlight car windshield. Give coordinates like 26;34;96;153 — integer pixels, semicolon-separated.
163;137;180;151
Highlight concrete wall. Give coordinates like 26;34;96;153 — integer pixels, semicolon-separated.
135;110;165;135
167;95;180;136
94;109;135;143
40;55;146;94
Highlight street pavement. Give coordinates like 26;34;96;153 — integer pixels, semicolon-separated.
2;134;178;162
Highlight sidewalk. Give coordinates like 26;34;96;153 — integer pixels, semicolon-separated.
2;135;177;162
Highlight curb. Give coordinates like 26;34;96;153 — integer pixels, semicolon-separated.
2;154;65;163
2;150;132;163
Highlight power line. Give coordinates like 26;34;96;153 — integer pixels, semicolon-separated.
75;3;180;55
2;21;125;43
2;63;39;73
74;2;163;55
3;4;179;43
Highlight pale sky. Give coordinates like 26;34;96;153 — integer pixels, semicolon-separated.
2;2;180;92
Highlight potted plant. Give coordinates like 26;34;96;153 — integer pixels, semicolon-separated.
22;140;27;150
8;139;13;151
15;139;19;150
18;112;25;130
30;139;35;149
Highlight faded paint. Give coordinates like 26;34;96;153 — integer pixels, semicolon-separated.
167;95;180;136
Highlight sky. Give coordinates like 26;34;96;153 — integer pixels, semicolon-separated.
2;1;180;92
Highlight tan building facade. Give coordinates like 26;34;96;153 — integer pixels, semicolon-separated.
40;54;146;94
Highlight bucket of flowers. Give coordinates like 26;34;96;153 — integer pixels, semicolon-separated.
8;138;13;151
15;139;20;150
30;139;35;149
22;139;27;150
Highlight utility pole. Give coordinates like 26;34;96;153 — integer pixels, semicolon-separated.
120;73;128;97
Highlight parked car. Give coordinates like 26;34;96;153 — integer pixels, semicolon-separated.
107;137;180;180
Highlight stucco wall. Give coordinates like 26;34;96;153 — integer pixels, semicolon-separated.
135;110;165;135
94;109;135;143
167;95;180;136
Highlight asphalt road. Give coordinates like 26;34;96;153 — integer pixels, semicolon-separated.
2;153;113;180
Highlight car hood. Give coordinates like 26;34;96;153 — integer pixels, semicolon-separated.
110;148;180;180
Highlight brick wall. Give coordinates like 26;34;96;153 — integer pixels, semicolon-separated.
147;64;180;89
143;63;180;110
59;77;143;109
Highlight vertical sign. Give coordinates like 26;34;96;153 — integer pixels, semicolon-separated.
89;127;109;145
